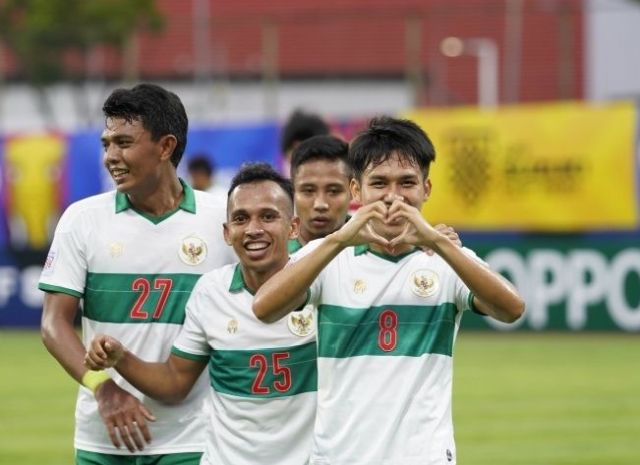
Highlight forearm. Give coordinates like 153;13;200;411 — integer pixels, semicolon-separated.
41;298;87;383
115;353;195;404
431;237;525;323
254;234;344;322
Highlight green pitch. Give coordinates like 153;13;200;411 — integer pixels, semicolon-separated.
1;330;638;465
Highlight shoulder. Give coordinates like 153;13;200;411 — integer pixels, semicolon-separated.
56;191;116;232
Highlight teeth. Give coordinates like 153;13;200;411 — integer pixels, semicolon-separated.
246;242;268;251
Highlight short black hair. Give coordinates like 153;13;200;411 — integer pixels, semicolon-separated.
290;135;350;180
102;83;188;168
228;162;294;207
349;116;436;180
281;109;330;153
187;156;214;176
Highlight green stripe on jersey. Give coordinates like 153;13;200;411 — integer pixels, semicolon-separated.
209;341;317;398
318;303;458;358
84;272;201;324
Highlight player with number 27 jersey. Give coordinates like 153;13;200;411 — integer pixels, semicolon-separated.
38;183;235;455
172;262;317;465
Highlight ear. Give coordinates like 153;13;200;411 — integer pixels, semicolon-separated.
223;223;232;246
158;135;178;162
423;178;432;202
350;177;362;203
289;215;301;240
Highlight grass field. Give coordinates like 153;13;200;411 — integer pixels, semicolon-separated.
1;330;638;465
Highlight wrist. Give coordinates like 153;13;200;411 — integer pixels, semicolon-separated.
81;370;111;395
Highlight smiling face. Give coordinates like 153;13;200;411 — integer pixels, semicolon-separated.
101;117;173;197
351;152;431;240
224;180;297;279
293;159;351;244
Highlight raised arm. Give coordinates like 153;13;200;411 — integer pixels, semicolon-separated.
253;201;390;322
388;201;525;323
85;334;207;404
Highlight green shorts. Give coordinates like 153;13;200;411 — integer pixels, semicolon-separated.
75;450;202;465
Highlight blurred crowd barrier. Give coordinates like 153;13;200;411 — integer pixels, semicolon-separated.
1;100;638;331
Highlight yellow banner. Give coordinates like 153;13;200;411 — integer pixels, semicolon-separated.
403;101;638;231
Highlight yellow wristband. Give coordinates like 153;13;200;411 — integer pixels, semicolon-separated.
81;370;111;394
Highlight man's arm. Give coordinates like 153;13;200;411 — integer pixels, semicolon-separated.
41;292;158;452
253;201;390;322
388;201;525;323
85;335;207;404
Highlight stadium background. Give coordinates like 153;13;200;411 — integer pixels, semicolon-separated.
0;1;639;463
1;0;639;331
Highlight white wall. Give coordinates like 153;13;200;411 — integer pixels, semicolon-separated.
586;0;640;101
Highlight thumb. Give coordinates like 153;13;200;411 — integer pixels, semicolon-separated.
140;405;156;422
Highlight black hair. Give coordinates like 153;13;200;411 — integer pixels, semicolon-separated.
349;116;436;180
102;83;188;168
281;109;330;153
187;156;214;176
290;135;350;180
228;162;294;207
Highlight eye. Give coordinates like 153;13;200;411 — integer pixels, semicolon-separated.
402;180;418;187
231;215;247;224
262;212;279;221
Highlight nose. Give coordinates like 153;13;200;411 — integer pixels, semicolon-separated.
245;217;264;237
103;143;120;165
313;194;329;211
383;189;404;206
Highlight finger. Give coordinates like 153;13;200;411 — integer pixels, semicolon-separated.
134;404;156;445
363;222;390;248
127;420;147;452
115;422;137;453
140;404;157;422
84;351;106;369
422;247;435;256
388;222;412;249
105;423;122;449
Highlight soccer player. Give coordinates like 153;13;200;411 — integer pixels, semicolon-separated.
253;116;525;465
288;135;351;253
84;163;317;465
39;83;235;464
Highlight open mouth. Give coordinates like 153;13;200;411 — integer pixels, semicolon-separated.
110;168;129;182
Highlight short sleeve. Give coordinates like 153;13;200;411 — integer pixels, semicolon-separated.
38;205;88;297
172;278;212;360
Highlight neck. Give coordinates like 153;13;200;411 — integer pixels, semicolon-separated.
127;176;183;216
240;258;289;293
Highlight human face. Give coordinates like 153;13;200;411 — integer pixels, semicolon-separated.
351;152;431;240
293;159;350;244
224;181;298;279
101;117;171;196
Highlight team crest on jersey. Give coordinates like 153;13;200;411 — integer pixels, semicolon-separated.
178;235;207;265
410;269;439;297
287;306;314;337
353;279;366;294
227;319;238;334
109;242;124;258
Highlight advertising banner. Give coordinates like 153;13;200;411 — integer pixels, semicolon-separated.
405;101;638;231
462;234;640;332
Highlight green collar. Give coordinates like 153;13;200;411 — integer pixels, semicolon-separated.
354;244;420;263
287;238;304;253
229;264;254;295
115;178;196;223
